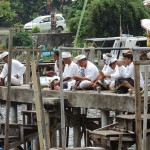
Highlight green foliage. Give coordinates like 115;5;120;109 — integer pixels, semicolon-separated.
11;0;45;24
13;30;32;47
0;1;16;27
67;0;150;46
31;26;41;33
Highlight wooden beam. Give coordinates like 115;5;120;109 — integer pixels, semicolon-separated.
134;62;142;150
25;50;30;84
45;111;51;148
4;28;13;150
31;61;49;150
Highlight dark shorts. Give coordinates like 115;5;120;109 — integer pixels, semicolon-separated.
115;78;134;94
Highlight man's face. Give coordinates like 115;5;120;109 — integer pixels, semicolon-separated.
63;58;70;64
3;56;8;63
123;57;131;65
111;61;117;69
54;54;59;60
77;59;86;67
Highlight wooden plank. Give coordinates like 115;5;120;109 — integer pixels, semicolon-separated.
110;136;135;142
94;123;118;131
116;114;150;120
49;148;106;150
31;61;48;150
9;132;38;149
90;130;128;136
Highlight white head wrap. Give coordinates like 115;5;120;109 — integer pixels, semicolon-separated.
74;54;86;62
62;52;71;58
0;51;9;59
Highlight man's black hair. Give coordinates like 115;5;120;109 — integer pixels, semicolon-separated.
123;53;133;61
54;51;59;57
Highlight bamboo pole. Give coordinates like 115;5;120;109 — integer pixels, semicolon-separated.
59;49;66;149
74;0;88;47
4;29;13;150
134;62;142;150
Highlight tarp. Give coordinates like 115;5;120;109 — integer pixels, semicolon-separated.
141;19;150;31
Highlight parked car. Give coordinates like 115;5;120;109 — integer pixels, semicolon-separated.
24;14;66;31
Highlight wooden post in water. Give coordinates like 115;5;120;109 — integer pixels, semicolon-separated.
134;61;142;150
4;28;13;150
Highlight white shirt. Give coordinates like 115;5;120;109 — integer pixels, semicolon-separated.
0;59;26;85
103;65;116;85
111;62;144;89
63;61;79;79
84;61;99;80
54;60;59;76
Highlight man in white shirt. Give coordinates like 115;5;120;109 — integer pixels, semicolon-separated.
0;51;26;86
45;50;59;76
62;52;79;81
73;54;99;90
105;51;144;93
92;57;117;90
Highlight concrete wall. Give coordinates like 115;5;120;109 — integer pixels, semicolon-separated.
36;32;73;48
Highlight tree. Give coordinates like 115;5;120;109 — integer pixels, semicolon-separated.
11;0;46;24
0;1;16;27
67;0;150;46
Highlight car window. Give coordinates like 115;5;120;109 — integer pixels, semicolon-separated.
41;17;50;23
56;16;63;21
32;17;43;23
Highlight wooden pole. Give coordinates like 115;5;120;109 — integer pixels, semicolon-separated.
134;62;142;150
59;49;66;149
25;50;30;84
45;111;51;148
4;28;13;150
31;61;49;150
143;66;149;150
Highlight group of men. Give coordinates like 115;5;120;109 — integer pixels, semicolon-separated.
0;50;144;94
48;50;144;94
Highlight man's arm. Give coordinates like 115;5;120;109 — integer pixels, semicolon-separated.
73;75;90;81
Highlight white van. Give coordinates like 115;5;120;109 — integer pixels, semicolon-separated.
24;14;66;31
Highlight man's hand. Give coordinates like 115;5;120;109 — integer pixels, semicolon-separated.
0;78;4;86
116;61;122;66
73;75;81;81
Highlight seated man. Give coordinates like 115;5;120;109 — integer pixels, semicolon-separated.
92;57;117;90
73;54;99;90
104;51;144;94
0;51;26;86
45;51;59;76
62;52;79;81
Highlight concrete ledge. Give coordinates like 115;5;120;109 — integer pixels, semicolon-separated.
0;86;149;113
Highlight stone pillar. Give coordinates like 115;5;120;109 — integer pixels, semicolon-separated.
10;103;17;123
101;110;109;127
73;108;81;147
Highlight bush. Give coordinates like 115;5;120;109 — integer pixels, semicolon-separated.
31;26;41;33
13;30;32;47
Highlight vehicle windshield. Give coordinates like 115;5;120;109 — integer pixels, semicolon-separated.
32;17;43;23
